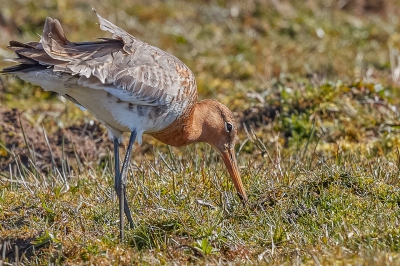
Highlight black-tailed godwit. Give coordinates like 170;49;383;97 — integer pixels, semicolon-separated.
1;10;247;241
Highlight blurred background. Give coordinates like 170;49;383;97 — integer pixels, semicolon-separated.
1;0;400;101
1;0;400;158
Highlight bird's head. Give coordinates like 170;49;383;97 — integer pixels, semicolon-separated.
194;100;247;202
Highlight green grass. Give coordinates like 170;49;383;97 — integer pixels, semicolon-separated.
1;142;400;264
1;0;400;264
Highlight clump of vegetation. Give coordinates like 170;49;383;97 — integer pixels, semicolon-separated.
1;0;400;264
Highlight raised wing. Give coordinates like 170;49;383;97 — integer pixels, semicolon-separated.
21;10;197;107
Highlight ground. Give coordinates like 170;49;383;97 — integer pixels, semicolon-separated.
1;0;400;265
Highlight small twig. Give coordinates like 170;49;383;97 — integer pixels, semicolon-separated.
2;241;8;260
14;245;19;265
157;152;176;173
176;245;205;258
41;127;56;172
196;199;216;210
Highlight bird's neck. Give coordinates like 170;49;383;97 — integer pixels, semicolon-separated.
149;100;213;147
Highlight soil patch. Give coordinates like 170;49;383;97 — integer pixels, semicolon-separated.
0;237;37;263
0;106;112;172
236;104;280;130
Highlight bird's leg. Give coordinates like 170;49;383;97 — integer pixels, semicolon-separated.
121;132;136;230
113;137;120;197
119;130;137;240
113;137;124;241
113;136;135;242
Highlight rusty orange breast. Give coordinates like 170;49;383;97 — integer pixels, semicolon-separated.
149;104;197;147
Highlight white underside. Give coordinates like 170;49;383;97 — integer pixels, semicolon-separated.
17;70;184;144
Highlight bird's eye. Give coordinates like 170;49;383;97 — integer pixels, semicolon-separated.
225;122;233;133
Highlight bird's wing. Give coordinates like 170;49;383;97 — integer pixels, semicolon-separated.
37;11;197;107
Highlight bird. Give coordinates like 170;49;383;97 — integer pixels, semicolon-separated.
1;10;247;241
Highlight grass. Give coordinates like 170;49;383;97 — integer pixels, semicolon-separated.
1;141;400;264
1;0;400;264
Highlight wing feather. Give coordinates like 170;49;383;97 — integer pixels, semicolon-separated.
38;11;197;107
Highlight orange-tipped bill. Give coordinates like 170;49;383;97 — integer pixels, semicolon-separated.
221;149;247;202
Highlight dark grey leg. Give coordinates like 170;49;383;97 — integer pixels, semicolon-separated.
113;133;136;241
120;130;137;233
113;137;120;196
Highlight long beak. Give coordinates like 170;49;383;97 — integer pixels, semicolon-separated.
221;149;247;202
